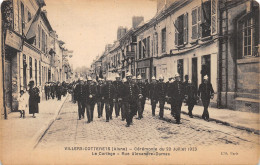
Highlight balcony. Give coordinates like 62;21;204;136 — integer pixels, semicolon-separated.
126;51;135;58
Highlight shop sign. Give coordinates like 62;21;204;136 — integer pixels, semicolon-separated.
5;29;23;51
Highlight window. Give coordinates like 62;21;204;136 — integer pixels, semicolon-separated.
175;13;188;45
147;36;150;57
154;33;158;56
29;57;32;79
28;11;32;22
201;0;211;37
138;41;142;59
39;61;41;85
38;26;41;48
35;59;37;85
161;28;166;53
243;18;253;56
143;38;146;58
21;2;25;30
45;34;48;53
131;45;135;52
42;30;46;52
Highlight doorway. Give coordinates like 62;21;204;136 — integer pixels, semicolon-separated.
5;58;12;113
192;57;198;90
201;55;211;83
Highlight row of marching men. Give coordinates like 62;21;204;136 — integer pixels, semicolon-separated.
44;81;68;101
73;72;214;127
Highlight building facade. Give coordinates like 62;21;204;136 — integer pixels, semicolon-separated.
91;0;259;112
1;0;72;116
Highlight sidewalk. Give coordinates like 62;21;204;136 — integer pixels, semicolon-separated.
146;100;260;135
0;94;68;156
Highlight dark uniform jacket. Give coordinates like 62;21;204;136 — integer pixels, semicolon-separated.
149;82;158;101
74;84;87;102
102;82;116;102
96;83;104;101
122;82;140;102
185;83;197;104
113;81;124;99
137;82;147;99
86;83;97;104
156;81;167;101
198;82;214;101
168;81;185;102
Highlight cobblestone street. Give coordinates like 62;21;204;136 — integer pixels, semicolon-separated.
36;96;260;151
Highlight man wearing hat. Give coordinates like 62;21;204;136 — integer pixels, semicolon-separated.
74;77;87;120
102;77;116;122
122;72;140;127
149;76;158;116
198;75;214;121
121;77;127;121
96;78;105;118
86;76;97;123
167;73;185;124
185;80;197;118
136;75;147;119
113;74;124;118
156;75;167;119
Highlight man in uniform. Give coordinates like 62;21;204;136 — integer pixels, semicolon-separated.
171;73;185;124
44;83;50;100
86;77;97;123
185;80;197;118
96;78;105;118
122;72;140;127
198;75;214;121
113;74;124;118
157;75;167;119
102;77;116;122
121;78;127;121
136;75;147;119
149;76;158;116
74;77;87;120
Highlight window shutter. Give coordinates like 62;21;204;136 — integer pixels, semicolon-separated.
184;13;188;44
198;6;202;38
192;8;198;39
211;0;217;35
175;19;178;46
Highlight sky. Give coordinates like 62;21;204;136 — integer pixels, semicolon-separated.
43;0;157;69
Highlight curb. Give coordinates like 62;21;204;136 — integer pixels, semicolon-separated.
31;94;69;149
146;102;260;135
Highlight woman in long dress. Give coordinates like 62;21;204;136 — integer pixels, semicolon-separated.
28;80;40;118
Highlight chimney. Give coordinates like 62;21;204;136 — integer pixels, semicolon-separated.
117;26;127;40
132;16;144;28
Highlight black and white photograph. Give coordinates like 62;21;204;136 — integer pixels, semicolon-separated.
0;0;259;164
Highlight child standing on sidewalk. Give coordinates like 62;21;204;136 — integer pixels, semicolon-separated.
18;90;29;118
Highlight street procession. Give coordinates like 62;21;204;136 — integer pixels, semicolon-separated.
71;72;214;127
1;0;259;164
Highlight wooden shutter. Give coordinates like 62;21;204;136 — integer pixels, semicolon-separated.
211;0;217;35
192;8;198;39
198;6;202;38
175;19;178;46
184;13;188;44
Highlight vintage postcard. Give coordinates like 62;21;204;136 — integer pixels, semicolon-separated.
0;0;259;164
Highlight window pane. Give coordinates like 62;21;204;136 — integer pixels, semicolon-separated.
248;36;251;45
244;47;247;56
244;37;247;45
248;46;251;55
248;28;251;35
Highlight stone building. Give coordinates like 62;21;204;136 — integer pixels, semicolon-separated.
1;0;72;116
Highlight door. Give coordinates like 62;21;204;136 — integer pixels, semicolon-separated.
201;55;211;83
192;58;198;90
5;59;12;113
177;59;184;81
